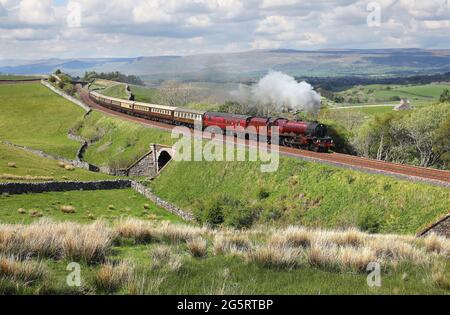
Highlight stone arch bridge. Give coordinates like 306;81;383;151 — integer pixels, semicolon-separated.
125;144;175;179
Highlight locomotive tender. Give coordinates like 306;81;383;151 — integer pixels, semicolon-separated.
89;91;334;152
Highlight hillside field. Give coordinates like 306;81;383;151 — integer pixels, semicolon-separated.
0;83;85;159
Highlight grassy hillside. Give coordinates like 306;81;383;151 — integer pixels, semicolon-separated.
100;83;129;99
0;83;85;159
0;143;112;182
130;85;160;103
150;157;450;235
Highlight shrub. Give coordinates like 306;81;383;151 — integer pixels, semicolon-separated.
358;211;381;233
225;206;256;230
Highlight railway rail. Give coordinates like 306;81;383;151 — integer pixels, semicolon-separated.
77;86;450;188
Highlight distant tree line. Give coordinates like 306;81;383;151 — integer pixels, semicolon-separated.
83;71;145;86
299;72;450;92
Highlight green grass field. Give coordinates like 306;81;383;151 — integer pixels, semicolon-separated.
0;83;85;159
150;156;450;235
0;189;182;224
0;143;112;182
0;75;40;81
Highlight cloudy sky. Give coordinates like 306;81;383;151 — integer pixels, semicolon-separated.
0;0;449;59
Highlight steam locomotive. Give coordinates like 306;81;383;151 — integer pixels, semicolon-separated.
89;91;334;152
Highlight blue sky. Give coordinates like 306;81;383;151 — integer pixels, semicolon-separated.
1;0;450;59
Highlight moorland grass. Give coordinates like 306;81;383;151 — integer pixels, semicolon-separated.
2;220;447;295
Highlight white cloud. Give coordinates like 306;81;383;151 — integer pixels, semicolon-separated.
18;0;55;25
0;0;450;59
133;0;173;24
187;15;211;27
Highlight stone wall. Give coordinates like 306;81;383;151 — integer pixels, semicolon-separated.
418;214;450;238
131;181;194;221
0;180;132;195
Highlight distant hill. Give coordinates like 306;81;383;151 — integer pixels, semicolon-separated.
2;49;450;84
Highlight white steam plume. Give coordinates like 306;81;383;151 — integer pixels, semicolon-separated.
232;71;322;115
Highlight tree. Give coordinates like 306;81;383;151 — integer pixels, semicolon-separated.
439;88;450;103
433;109;450;168
157;80;194;107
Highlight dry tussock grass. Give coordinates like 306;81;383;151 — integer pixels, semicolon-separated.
0;255;47;284
60;205;76;214
246;244;303;269
116;218;207;244
213;232;251;255
0;219;113;263
187;237;208;258
116;218;158;243
423;234;450;256
150;245;183;272
94;260;133;293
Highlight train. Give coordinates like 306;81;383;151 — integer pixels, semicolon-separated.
89;90;334;152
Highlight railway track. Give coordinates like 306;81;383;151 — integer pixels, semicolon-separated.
77;86;450;188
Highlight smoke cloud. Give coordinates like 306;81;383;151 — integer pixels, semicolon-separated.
232;71;322;115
